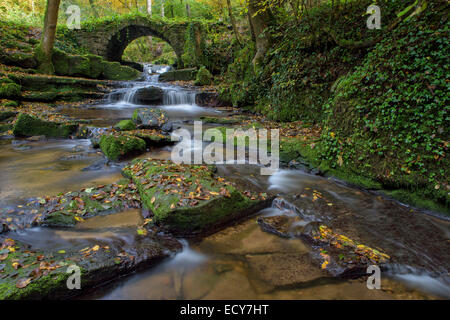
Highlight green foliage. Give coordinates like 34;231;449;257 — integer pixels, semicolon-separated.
195;66;212;85
0;77;21;98
321;1;449;207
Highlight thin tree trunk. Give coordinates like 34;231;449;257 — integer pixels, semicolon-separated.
161;0;165;17
247;0;273;69
37;0;61;74
147;0;152;15
226;0;242;46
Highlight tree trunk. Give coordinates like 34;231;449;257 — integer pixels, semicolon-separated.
161;0;165;17
36;0;61;74
247;0;273;70
226;0;242;46
147;0;152;15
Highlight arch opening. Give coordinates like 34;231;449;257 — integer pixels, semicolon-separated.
122;36;178;66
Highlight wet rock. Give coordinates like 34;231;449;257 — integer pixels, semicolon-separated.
12;113;78;138
257;215;306;238
132;107;169;129
81;159;108;171
113;119;136;131
0;234;181;299
133;86;163;104
195;92;228;108
246;252;330;287
99;133;146;161
159;68;197;82
123;159;273;237
26;135;46;142
127;129;173;147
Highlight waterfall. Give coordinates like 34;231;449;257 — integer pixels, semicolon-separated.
163;90;196;105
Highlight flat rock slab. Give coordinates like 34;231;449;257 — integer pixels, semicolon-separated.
246;252;330;288
0;233;181;299
123;159;272;237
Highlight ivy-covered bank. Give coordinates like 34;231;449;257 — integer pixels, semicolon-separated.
219;0;449;214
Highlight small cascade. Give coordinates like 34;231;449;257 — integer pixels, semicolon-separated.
163;90;197;105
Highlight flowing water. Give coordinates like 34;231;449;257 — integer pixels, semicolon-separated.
1;64;449;300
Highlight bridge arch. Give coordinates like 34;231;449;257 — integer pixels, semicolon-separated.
72;15;192;67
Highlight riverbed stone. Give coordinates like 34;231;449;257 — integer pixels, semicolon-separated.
246;252;330;287
99;133;146;161
122;159;271;236
132;107;169;129
0;233;181;299
12;113;78;138
133;86;163;104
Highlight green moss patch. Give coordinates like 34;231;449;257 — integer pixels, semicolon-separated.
114;119;136;131
99;133;146;161
123;159;270;236
12;113;78;138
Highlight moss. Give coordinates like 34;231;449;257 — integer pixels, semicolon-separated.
0;123;13;133
195;66;212;86
159;68;197;82
123;159;267;235
99;133;146;161
4;100;19;108
0;111;17;121
114;119;136;131
101;61;140;81
0;78;21;99
12;113;78;138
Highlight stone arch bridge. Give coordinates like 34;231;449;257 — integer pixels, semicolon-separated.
69;15;201;66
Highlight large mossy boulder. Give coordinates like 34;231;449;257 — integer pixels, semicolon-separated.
101;61;140;81
51;49;139;81
194;66;212;86
123;159;271;236
0;78;21;99
159;68;197;82
133;86;163;104
132;108;169;129
0;235;181;299
12;113;78;138
99;133;146;161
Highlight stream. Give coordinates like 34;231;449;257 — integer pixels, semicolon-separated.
1;64;449;300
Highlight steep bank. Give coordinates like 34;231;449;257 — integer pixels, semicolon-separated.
220;0;449;214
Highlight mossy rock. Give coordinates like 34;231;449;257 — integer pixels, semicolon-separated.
195;66;212;86
99;133;146;161
0;235;180;299
114;119;136;131
122;159;271;236
127;129;173;147
101;61;140;81
0;78;21;99
52;49;91;77
159;68;197;82
0;51;37;69
12;113;78;138
0;123;13;133
0;111;17;121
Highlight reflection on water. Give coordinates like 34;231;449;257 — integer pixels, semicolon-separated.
83;218;435;300
0;139;122;205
